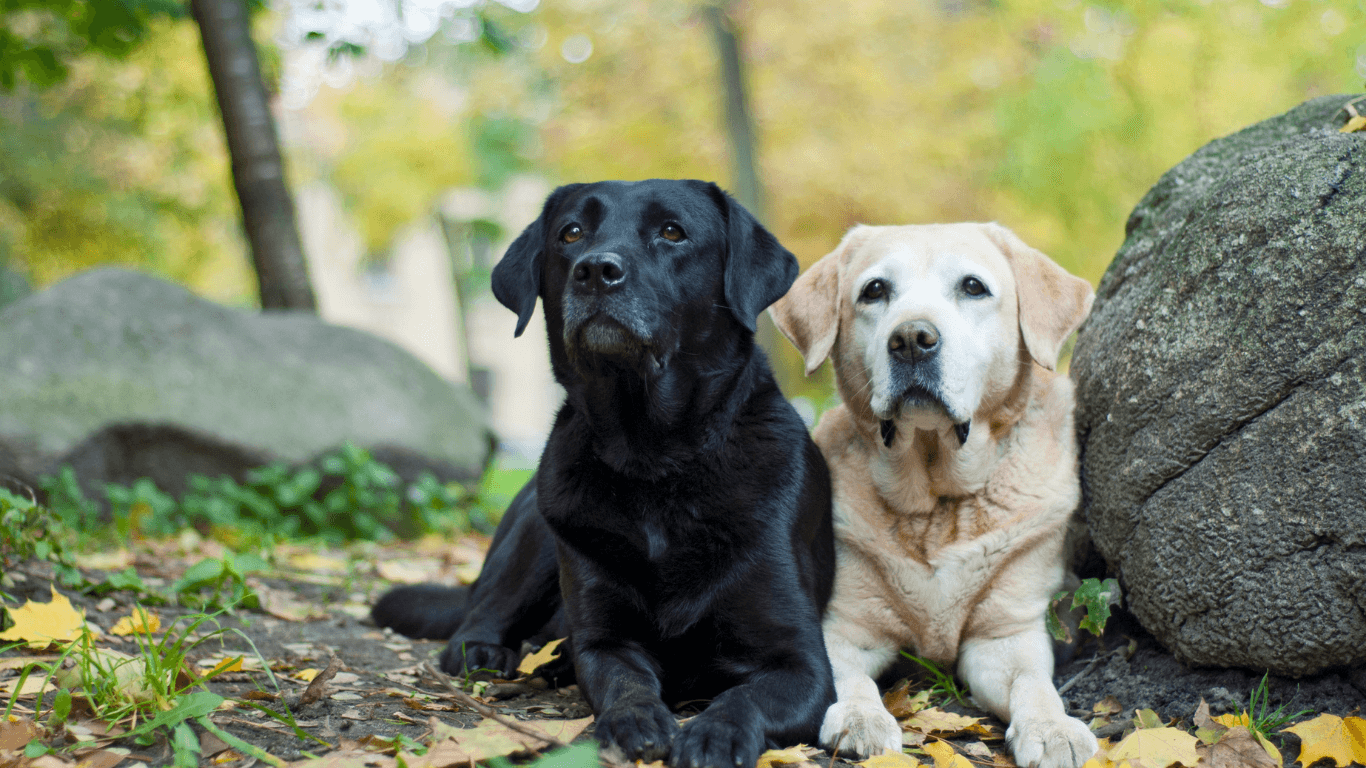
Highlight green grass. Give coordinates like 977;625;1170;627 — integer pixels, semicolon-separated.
899;650;968;706
1242;672;1312;742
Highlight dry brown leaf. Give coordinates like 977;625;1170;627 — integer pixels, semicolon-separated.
1282;713;1366;768
0;586;86;647
903;708;986;736
1195;726;1277;768
413;715;595;765
1094;697;1123;717
0;716;44;750
961;741;993;759
884;680;932;719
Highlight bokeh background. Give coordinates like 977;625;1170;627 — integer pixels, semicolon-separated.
3;0;1364;462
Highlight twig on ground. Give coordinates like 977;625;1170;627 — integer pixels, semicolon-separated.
1058;652;1106;696
828;729;846;766
420;662;571;751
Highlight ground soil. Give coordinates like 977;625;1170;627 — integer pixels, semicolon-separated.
2;544;1362;767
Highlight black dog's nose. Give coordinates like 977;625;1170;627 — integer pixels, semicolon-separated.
572;252;626;291
889;320;939;363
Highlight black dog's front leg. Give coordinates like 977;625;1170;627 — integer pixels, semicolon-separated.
671;664;830;768
575;635;681;763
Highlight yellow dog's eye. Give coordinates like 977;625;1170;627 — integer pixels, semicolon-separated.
859;279;887;302
561;225;584;244
661;223;685;241
962;276;988;297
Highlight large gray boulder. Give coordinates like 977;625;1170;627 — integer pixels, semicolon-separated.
0;268;493;499
1071;94;1366;677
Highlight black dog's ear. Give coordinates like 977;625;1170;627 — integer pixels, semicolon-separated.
709;185;799;332
492;184;583;337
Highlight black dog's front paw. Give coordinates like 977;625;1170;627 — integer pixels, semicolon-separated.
596;698;680;763
438;639;519;678
670;709;764;768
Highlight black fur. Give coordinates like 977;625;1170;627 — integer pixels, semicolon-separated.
373;179;835;768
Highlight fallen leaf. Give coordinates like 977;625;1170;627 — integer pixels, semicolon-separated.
902;731;928;747
375;560;441;584
961;742;993;759
904;708;986;736
1108;726;1201;768
517;638;566;676
418;716;595;765
1340;115;1366;133
1213;713;1252;729
0;716;44;750
255;585;330;622
922;741;972;768
73;748;132;768
0;673;56;698
1282;714;1366;768
884;680;932;719
109;608;160;636
79;551;134;571
757;746;818;768
858;753;921;768
294;669;321;683
286;552;350;572
1195;726;1278;768
1133;709;1164;730
1094;697;1123;717
0;587;87;647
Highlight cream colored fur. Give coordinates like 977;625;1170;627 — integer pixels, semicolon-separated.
771;224;1097;768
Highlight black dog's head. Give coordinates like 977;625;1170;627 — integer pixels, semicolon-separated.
492;180;797;379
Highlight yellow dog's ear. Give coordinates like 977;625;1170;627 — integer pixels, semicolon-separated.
770;228;865;376
982;223;1095;371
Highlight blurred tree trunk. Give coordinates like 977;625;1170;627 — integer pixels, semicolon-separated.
705;4;764;223
707;4;791;383
190;0;317;312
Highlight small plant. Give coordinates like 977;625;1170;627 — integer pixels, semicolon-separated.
0;488;82;594
171;551;266;611
900;650;968;705
1238;672;1312;742
1048;577;1122;643
41;442;506;547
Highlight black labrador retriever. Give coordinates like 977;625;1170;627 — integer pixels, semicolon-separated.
372;179;834;768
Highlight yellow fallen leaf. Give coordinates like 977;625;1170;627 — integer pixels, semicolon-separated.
0;674;56;697
1340;115;1366;133
858;752;920;768
0;586;87;647
1282;714;1366;768
110;608;160;636
757;746;817;768
1109;726;1201;768
1212;712;1251;729
516;638;566;676
79;550;134;571
921;741;971;768
904;708;986;736
286;552;349;572
415;716;595;765
294;668;321;682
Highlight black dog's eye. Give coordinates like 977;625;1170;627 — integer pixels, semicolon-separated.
560;225;584;244
859;279;887;303
962;276;989;297
660;223;685;242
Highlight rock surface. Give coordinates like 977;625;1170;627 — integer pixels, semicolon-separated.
1070;94;1366;676
0;268;492;499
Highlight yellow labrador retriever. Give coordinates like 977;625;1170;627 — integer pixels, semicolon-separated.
771;223;1097;768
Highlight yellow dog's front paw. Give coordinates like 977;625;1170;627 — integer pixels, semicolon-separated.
819;700;902;759
1007;715;1098;768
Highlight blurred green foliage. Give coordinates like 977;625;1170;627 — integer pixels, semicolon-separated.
40;443;514;549
0;0;186;90
1;0;1363;396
